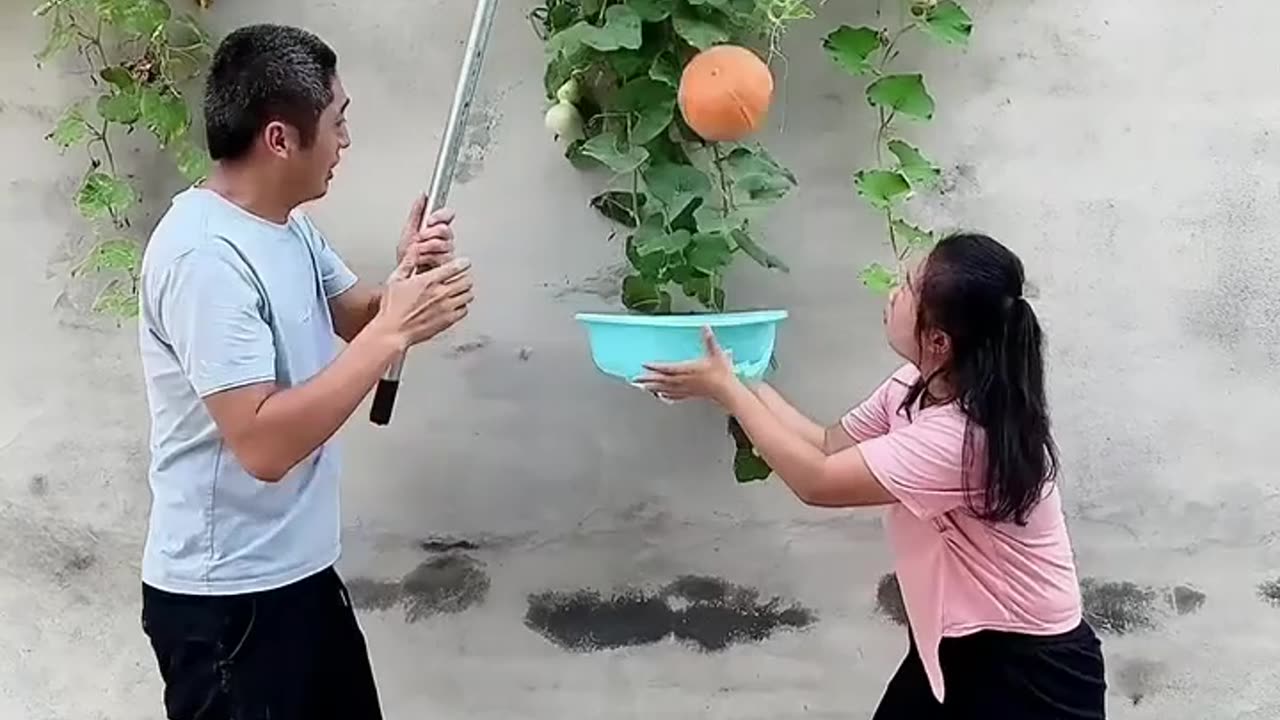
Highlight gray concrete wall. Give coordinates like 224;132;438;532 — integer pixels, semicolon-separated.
3;0;1279;717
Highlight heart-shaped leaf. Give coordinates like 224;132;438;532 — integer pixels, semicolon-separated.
886;139;940;188
823;25;883;76
854;169;911;209
919;1;973;46
867;73;935;121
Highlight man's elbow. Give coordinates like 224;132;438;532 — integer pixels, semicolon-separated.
228;443;292;483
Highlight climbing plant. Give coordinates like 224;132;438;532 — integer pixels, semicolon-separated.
531;0;812;483
824;0;974;293
531;0;811;317
33;0;216;318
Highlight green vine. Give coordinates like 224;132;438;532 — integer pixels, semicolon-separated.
34;0;216;318
824;0;974;293
532;0;811;483
531;0;809;317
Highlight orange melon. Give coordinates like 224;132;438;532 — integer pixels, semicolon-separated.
677;44;774;142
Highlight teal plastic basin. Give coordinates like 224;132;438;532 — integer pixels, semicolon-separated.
574;309;788;382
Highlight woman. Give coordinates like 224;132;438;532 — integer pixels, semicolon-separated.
638;233;1107;718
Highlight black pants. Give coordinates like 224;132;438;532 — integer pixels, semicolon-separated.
141;566;383;720
873;621;1107;719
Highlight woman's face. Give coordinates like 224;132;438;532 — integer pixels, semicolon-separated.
884;259;949;369
884;263;922;364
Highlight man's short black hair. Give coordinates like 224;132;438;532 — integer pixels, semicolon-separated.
204;24;338;161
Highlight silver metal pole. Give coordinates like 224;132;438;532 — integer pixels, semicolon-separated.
370;0;501;426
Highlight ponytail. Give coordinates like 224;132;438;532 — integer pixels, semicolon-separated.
973;296;1059;524
904;235;1059;525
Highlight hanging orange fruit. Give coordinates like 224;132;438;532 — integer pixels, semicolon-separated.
677;44;774;142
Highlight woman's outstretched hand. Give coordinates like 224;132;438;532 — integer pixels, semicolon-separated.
636;326;738;404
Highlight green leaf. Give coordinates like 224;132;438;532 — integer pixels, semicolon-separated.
632;213;692;255
579;130;650;173
166;12;212;47
649;49;682;87
35;13;75;64
98;0;172;38
627;0;674;22
622;273;669;313
854;169;911;209
99;66;136;90
859;263;899;294
544;45;592;99
97;90;141;124
686;231;733;274
687;0;731;7
47;104;91;150
173;137;211;183
673;11;731;49
626;233;668;279
734;448;772;482
867;73;935;121
694;205;747;235
722;145;797;206
886;139;940;188
84;237;141;274
140;88;188;145
732;228;788;272
591;191;647;227
643;162;711;219
822;25;883;76
892;217;935;250
75;172;136;220
551;5;643;54
615;78;677;145
919;1;973;46
93;283;140;318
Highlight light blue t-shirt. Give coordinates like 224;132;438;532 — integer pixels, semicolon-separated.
137;187;358;595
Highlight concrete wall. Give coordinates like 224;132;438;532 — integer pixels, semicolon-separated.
3;0;1279;717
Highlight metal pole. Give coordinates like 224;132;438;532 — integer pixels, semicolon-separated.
369;0;501;426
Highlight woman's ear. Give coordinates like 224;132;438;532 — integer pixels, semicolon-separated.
926;328;951;360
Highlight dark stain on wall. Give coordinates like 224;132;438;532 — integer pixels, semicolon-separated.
1114;657;1167;707
345;578;403;612
1258;578;1280;607
419;536;482;553
28;474;48;497
402;554;491;621
1080;578;1157;634
1171;585;1206;615
525;588;672;651
874;573;908;626
525;574;815;653
346;552;490;622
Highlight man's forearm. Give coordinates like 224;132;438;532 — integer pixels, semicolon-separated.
332;284;384;342
238;325;402;481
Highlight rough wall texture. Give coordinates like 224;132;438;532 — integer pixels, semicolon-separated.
3;0;1279;718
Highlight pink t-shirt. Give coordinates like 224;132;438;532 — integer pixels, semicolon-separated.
841;364;1083;703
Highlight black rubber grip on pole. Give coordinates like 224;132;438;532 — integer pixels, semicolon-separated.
369;379;400;425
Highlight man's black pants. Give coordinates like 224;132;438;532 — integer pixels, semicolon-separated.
141;566;383;720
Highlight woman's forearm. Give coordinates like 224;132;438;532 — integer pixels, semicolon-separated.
750;382;826;449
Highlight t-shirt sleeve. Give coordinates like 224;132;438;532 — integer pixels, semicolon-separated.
857;411;972;520
156;245;277;398
839;380;893;443
296;212;358;299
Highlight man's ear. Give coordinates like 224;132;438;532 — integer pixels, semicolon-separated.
263;120;291;158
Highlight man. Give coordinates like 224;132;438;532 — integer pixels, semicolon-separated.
135;23;471;719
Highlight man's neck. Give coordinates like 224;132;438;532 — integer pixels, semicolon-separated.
203;163;297;224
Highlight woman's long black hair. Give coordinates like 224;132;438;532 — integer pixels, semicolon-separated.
900;233;1059;525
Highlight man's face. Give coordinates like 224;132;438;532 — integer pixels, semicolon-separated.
303;75;350;201
273;75;351;204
